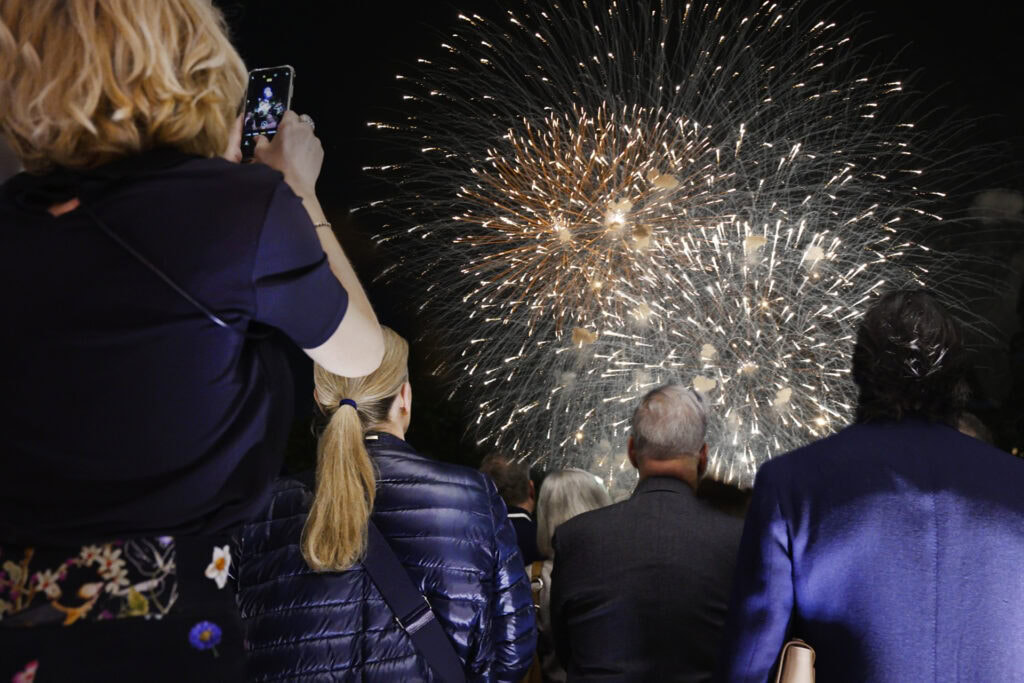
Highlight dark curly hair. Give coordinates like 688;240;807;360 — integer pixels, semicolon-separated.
852;290;968;425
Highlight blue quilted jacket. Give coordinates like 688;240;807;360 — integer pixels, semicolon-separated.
235;432;537;681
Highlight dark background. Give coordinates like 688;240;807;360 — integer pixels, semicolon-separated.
221;1;1024;469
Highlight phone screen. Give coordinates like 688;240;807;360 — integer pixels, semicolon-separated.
242;66;294;158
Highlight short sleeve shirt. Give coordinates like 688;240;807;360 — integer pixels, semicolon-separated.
0;150;347;544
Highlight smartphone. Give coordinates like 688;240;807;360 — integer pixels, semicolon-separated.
241;65;295;159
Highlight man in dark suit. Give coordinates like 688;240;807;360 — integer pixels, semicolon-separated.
551;384;745;681
719;290;1024;681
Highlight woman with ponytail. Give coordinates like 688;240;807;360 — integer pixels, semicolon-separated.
236;327;537;681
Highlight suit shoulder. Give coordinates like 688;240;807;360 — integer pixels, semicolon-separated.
554;498;626;543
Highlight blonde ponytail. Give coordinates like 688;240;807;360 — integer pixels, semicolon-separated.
301;327;410;572
302;405;376;571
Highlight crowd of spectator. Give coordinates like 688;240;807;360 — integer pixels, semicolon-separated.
3;1;1024;682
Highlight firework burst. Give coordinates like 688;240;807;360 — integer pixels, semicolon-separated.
369;0;963;486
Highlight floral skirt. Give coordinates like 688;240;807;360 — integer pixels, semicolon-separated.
0;535;245;682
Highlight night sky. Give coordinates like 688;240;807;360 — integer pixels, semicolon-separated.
224;1;1024;208
222;1;1024;465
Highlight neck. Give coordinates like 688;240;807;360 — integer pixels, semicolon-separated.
637;457;700;491
515;498;535;514
371;419;406;441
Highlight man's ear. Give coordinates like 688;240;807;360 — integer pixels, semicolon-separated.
697;442;708;477
627;436;638;470
528;479;536;502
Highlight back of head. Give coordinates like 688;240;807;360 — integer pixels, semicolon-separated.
631;383;708;461
479;452;531;508
0;0;246;172
303;327;410;571
536;469;611;558
852;289;967;425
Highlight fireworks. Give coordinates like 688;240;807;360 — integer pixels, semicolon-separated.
369;0;961;486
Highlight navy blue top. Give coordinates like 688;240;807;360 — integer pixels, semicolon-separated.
0;149;347;544
507;505;544;565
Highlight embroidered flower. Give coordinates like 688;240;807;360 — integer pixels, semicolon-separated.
12;660;38;683
102;566;131;594
32;570;62;600
188;621;222;652
204;545;231;590
78;545;103;566
96;547;125;580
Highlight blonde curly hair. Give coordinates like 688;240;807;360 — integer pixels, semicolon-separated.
0;0;247;172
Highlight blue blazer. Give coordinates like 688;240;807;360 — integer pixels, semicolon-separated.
718;419;1024;682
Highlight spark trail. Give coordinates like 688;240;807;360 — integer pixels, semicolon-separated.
369;0;963;486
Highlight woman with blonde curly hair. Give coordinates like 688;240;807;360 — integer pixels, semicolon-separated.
0;1;382;678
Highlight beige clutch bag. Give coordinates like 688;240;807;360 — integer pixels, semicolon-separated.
774;639;815;683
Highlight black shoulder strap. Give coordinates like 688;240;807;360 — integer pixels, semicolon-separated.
362;521;468;683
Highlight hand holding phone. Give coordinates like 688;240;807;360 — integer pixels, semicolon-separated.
253;111;324;200
241;65;295;159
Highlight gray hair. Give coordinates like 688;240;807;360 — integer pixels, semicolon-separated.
536;469;611;558
630;383;708;460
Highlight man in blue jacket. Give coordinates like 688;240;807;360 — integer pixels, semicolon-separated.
719;290;1024;681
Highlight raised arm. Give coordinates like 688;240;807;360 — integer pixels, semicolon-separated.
302;199;384;378
717;464;794;682
254;111;384;377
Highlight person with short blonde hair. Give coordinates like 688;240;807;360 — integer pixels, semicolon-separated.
536;469;611;560
0;1;382;678
0;0;245;171
533;469;611;682
236;328;537;681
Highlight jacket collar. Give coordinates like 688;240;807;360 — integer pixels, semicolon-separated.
506;505;533;521
364;431;422;459
633;475;698;498
364;431;406;446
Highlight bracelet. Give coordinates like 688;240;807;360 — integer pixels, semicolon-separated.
313;221;332;230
